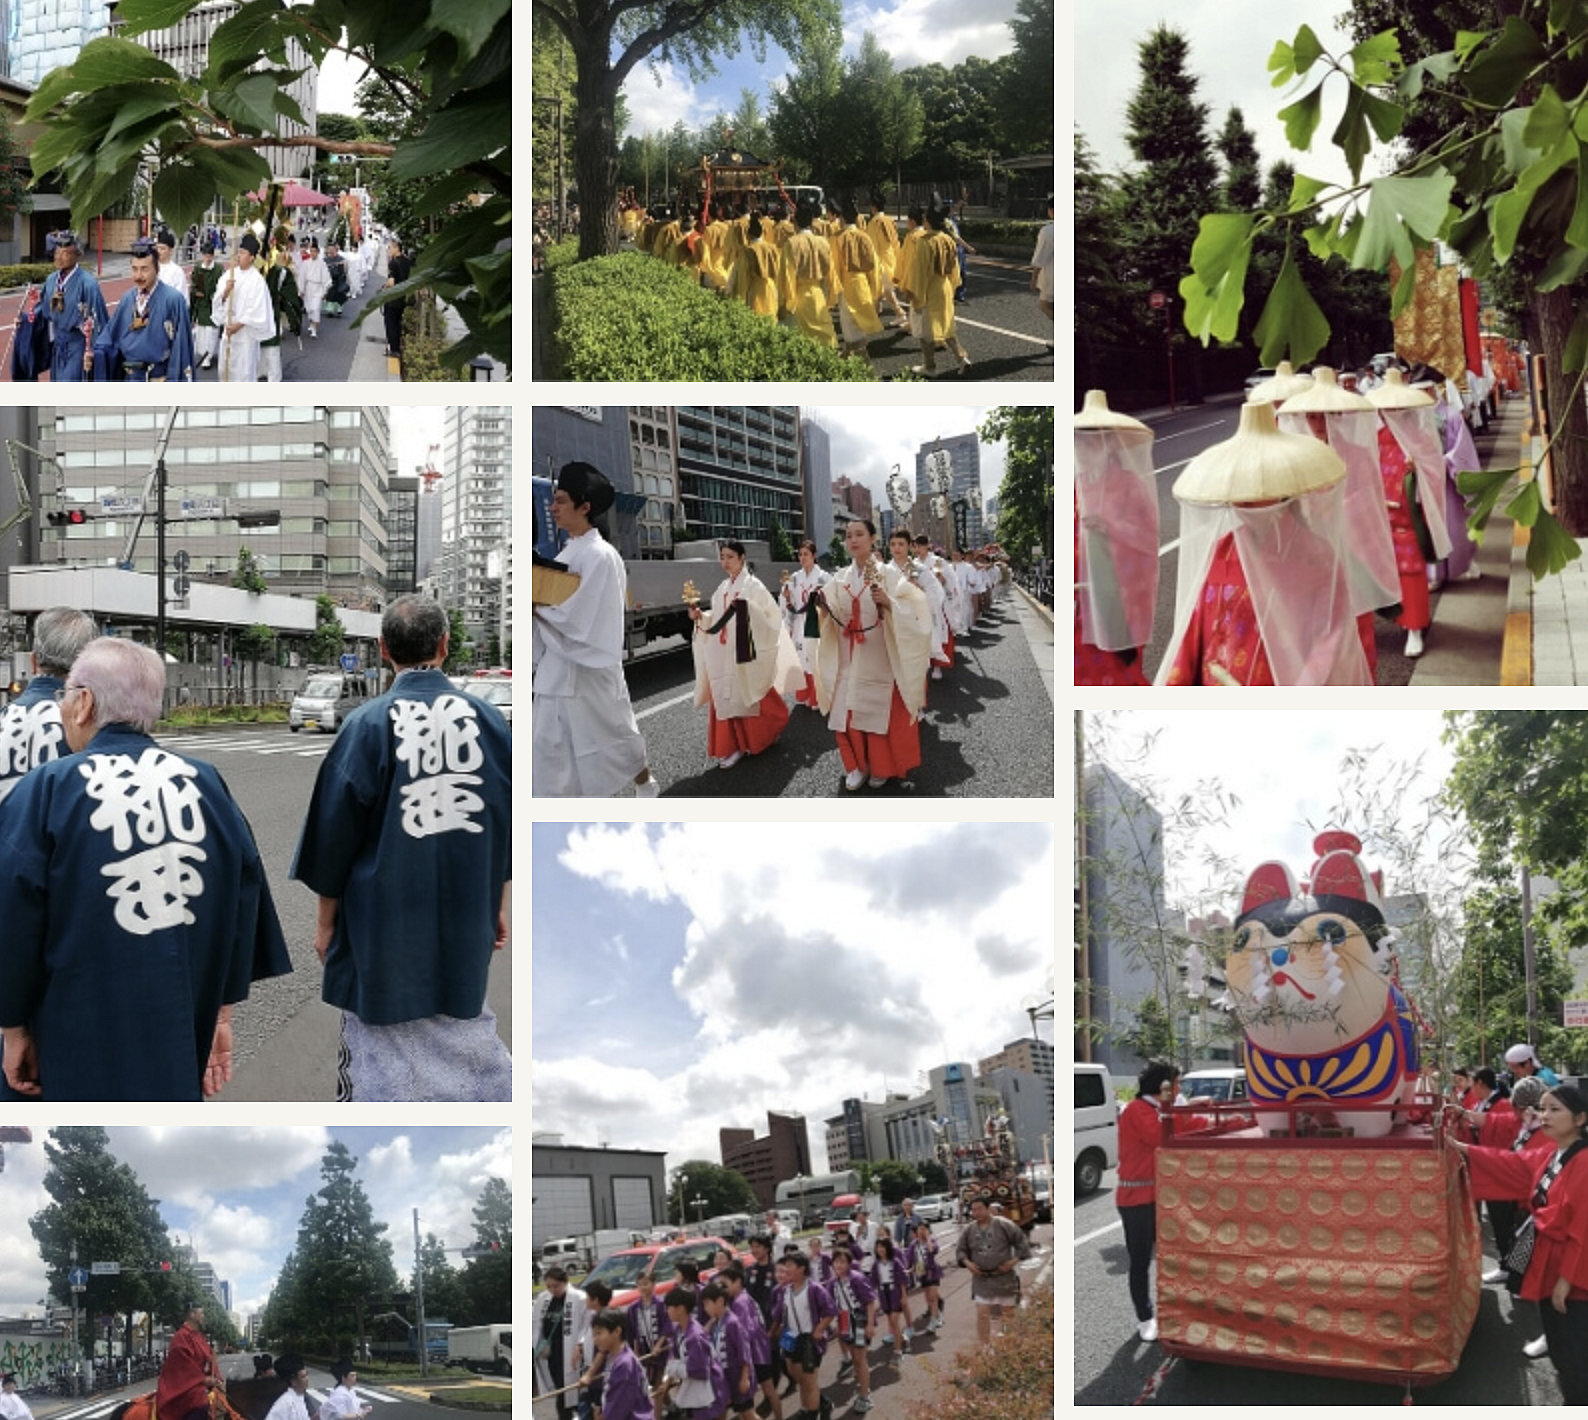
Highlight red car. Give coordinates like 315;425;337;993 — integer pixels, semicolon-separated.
580;1235;751;1310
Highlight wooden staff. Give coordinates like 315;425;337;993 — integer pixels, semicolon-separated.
1;281;36;376
220;197;240;381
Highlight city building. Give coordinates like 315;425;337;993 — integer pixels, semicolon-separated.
386;475;420;598
529;406;639;558
173;1244;223;1308
978;1037;1055;1116
627;406;680;557
219;1280;232;1312
719;1111;812;1211
800;417;833;554
531;1138;668;1249
824;1095;902;1170
914;433;984;548
37;405;392;609
437;406;511;646
980;1065;1052;1167
832;474;872;523
8;0;109;86
675;406;804;545
114;0;318;180
880;1063;1003;1165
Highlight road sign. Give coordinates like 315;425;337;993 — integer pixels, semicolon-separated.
68;1268;89;1287
1566;1000;1588;1027
173;574;190;597
340;653;357;672
180;497;224;519
460;1244;501;1257
1149;291;1167;309
100;496;142;516
173;550;191;572
90;1262;119;1275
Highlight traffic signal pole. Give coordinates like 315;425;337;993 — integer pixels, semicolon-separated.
156;454;166;658
413;1210;427;1380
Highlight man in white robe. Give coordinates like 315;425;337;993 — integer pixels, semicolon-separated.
532;1272;589;1420
213;232;274;382
298;240;330;337
532;462;661;798
155;228;188;303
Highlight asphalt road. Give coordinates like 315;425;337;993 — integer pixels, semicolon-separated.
143;724;512;1102
608;593;1054;798
1072;1164;1566;1405
1133;398;1508;687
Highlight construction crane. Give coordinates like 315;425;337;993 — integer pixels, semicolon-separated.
2;438;40;541
117;406;183;571
419;443;442;493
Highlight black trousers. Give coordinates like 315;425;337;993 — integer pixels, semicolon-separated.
383;299;406;355
1488;1199;1520;1263
1539;1297;1588;1403
1120;1202;1157;1322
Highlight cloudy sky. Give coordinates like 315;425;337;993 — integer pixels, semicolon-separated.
809;406;1006;513
532;822;1055;1176
618;0;1021;140
1074;1;1401;192
1081;709;1466;915
391;406;445;480
0;1128;511;1322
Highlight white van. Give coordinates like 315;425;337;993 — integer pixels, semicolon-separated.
1074;1062;1118;1197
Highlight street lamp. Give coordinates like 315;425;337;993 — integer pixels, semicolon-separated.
1022;994;1054;1040
691;1196;709;1231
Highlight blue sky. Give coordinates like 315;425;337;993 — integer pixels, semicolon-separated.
532;822;1056;1173
617;0;1024;140
0;1128;511;1322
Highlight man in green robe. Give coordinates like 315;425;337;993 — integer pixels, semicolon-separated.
258;229;303;383
189;239;222;371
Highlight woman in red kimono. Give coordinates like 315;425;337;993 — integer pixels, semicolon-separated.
1454;1082;1588;1399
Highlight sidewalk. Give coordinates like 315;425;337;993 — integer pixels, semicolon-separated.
1520;412;1588;685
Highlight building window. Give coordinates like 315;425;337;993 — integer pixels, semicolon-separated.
330;411;361;428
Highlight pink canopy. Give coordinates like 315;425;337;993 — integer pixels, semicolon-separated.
250;183;334;207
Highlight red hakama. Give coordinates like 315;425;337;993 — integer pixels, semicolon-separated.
795;672;819;707
1377;425;1431;632
1163;534;1275;685
707;687;789;757
931;628;955;669
835;684;920;778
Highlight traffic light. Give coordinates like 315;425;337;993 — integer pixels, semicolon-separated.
159;1261;172;1272
46;508;90;526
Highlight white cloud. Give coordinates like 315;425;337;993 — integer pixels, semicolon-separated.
116;1128;331;1206
851;0;1017;68
621;61;721;140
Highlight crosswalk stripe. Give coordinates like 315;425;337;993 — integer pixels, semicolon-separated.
307;1389;401;1405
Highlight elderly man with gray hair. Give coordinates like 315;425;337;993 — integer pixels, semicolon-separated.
291;595;512;1101
0;605;96;806
0;637;291;1100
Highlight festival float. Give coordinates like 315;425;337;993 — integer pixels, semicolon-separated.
1157;832;1479;1393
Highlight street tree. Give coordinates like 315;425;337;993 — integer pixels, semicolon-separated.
768;31;848;188
765;515;796;562
443;608;471;673
31;0;510;368
667;1160;758;1224
534;0;840;258
231;546;268;595
917;1159;949;1193
1075;130;1143;373
872;1159;923;1206
460;1177;512;1322
998;0;1054;154
413;1234;468;1327
979;406;1053;569
898;58;1007;189
305;594;347;668
1216;107;1263;214
843;33;921;191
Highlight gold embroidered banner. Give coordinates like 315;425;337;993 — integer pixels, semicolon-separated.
1391;248;1467;392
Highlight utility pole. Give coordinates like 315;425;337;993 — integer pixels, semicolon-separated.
156;452;167;657
1523;862;1538;1043
413;1210;428;1380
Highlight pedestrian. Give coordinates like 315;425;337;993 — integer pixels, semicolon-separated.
657;1288;720;1419
812;517;932;793
1455;1083;1588;1401
624;1269;673;1389
290;594;512;1102
533;1268;589;1420
0;1373;35;1420
211;232;272;382
912;536;958;677
945;201;974;303
1507;1042;1563;1087
1479;1074;1548;1291
907;1220;944;1329
258;230;304;383
887;530;949;685
1452;1065;1479;1110
826;1248;877;1413
573;1279;613;1420
531;462;662;798
717;1263;779;1420
768;1254;833;1420
903;209;971;375
0;606;96;806
157;1303;226;1420
701;1281;754;1419
1111;1058;1184;1342
0;638;290;1101
251;1356;274;1378
381;238;412;359
298;239;329;338
1030;193;1053;344
261;1356;309;1420
588;1309;653;1420
954;1196;1031;1344
317;1360;371;1420
864;191;909;327
86;238;193;381
11;229;108;382
688;538;802;771
324;242;349;312
188;240;222;371
866;1234;913;1357
832;201;883;366
897;207;928;341
154;228;188;303
779;202;836;348
805;1234;833;1288
730;214;779;319
780;540;830;710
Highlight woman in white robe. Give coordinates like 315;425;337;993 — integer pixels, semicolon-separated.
780;538;831;708
689;539;804;769
815;518;932;792
887;530;946;685
911;534;957;676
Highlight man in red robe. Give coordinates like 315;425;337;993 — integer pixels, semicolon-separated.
157;1301;225;1420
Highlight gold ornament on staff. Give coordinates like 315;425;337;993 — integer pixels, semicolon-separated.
682;579;701;607
780;570;792;586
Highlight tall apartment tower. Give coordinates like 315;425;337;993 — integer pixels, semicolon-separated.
675;406;803;544
10;0;111;85
438;406;511;644
914;432;984;548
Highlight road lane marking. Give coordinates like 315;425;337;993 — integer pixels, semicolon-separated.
1149;419;1228;442
1153;458;1191;477
947;315;1052;347
1076;1218;1123;1246
1158;538;1180;558
635;690;694;720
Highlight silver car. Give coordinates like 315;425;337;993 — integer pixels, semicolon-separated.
288;673;371;733
460;676;512;726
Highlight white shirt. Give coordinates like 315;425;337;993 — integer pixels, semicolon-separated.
263;1390;310;1420
317;1384;364;1420
1;1390;37;1420
158;260;188;302
1031;220;1053;301
532;528;629;689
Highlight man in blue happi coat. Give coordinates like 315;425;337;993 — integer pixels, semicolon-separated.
89;238;195;382
291;595;512;1101
0;605;96;807
0;638;291;1100
11;229;109;382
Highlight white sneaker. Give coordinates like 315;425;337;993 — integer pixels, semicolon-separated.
930;667;942;680
902;1328;914;1342
719;750;744;769
867;775;887;789
1138;1317;1159;1342
1482;1267;1507;1284
634;776;661;798
1405;628;1425;657
844;767;867;791
1525;1334;1549;1358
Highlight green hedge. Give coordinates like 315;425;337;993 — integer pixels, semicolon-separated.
542;237;579;272
547;253;876;381
956;219;1045;246
0;263;58;287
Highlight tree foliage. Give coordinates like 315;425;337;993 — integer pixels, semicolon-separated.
871;1159;923;1206
667;1160;758;1225
1217;107;1262;213
998;0;1054;153
979;406;1053;567
28;0;509;369
460;1177;512;1322
231;546;268;595
305;593;347;667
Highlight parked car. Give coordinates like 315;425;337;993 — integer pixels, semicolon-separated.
911;1194;950;1223
288;673;371;733
1243;367;1277;396
460;671;512;726
1075;1062;1119;1196
1179;1067;1249;1102
578;1236;751;1310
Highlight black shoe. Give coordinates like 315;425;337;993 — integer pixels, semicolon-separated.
819;1400;833;1420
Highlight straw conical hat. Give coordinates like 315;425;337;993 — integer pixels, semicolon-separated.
1245;360;1314;405
1173;401;1346;505
1277;365;1372;414
1074;389;1151;434
1364;368;1434;409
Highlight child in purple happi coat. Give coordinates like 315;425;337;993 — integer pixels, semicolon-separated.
828;1247;879;1413
590;1307;655;1420
867;1236;912;1360
701;1281;755;1417
805;1234;834;1288
908;1221;944;1331
625;1270;674;1388
718;1262;781;1420
659;1288;723;1420
770;1252;834;1420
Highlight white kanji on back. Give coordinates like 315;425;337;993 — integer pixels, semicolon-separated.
390;694;486;838
0;701;65;791
78;748;210;935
